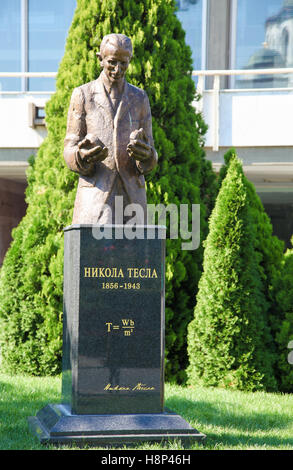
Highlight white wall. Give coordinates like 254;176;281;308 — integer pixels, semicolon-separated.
201;88;293;149
0;97;48;148
2;90;293;151
1;90;293;186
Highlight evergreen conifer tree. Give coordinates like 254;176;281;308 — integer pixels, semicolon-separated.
272;238;293;392
187;154;277;391
219;150;284;336
0;0;215;378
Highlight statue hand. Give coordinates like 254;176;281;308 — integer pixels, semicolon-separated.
127;128;152;162
78;137;108;163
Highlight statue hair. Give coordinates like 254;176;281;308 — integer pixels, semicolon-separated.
99;34;133;58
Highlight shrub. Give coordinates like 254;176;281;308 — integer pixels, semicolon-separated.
187;154;277;391
272;238;293;392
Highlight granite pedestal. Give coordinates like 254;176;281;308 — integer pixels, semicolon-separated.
29;225;205;446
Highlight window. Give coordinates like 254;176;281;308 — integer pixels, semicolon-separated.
28;0;76;91
0;0;21;91
176;0;205;71
0;0;76;92
233;0;293;88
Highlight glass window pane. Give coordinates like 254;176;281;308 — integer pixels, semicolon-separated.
0;0;21;92
176;0;203;70
28;0;76;91
235;0;293;88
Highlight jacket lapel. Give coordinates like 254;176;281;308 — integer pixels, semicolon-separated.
92;76;132;128
115;81;131;127
92;76;115;123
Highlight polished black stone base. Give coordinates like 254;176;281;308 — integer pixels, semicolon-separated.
28;404;205;446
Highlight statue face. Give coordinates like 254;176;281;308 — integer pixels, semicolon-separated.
100;45;131;86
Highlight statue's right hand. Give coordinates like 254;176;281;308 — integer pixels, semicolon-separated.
78;137;108;163
79;145;108;163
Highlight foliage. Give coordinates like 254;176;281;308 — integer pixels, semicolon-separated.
272;238;293;392
187;154;277;391
219;150;286;386
0;0;215;379
219;149;284;338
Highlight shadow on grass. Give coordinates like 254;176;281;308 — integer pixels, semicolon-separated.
166;394;293;449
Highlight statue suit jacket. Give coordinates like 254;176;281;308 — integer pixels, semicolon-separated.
64;73;158;223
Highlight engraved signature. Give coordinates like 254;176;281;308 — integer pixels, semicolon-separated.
104;382;155;391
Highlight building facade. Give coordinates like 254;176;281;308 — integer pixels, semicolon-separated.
0;0;292;265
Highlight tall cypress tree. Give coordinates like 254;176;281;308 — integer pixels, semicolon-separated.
272;238;293;392
219;150;284;338
0;0;215;378
187;154;277;391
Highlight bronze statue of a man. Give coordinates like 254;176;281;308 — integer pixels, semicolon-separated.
64;33;158;224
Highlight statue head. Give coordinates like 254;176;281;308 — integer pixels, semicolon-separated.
97;34;132;86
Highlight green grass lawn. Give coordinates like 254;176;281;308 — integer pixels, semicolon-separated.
0;372;293;450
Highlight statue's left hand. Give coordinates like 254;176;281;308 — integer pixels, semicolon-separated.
127;128;152;162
